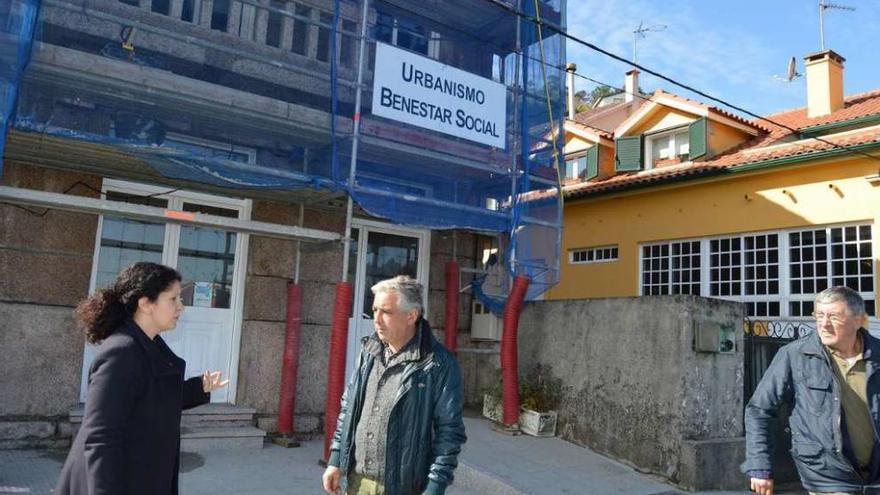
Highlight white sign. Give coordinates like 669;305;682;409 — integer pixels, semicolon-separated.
193;282;214;308
371;43;507;148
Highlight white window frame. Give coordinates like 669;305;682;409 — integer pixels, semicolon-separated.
570;245;618;265
84;179;252;403
564;154;588;180
637;222;877;321
639;239;701;296
644;126;690;170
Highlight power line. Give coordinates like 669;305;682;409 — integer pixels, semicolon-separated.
482;0;880;164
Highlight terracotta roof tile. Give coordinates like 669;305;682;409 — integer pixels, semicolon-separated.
565;126;880;198
760;88;880;131
564;89;880;199
565;119;613;140
653;89;771;133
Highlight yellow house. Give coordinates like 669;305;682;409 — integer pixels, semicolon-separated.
550;50;880;324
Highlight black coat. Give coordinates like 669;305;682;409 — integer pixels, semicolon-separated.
56;320;210;495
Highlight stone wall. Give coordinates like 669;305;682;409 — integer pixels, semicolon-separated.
239;204;477;438
0;163;477;446
0;162;100;448
239;201;347;437
513;295;745;491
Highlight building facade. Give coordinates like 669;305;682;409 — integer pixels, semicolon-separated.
0;0;566;447
552;51;879;333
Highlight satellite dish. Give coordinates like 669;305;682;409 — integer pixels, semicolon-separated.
786;56;802;82
774;57;802;83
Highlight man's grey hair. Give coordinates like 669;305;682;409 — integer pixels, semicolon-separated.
815;286;866;316
371;275;423;316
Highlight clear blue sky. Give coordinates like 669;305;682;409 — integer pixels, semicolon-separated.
565;0;880;117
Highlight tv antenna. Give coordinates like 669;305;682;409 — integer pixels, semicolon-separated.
632;21;666;63
819;1;855;50
773;56;802;82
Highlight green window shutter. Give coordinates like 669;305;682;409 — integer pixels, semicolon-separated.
615;135;643;171
584;144;599;180
688;117;707;160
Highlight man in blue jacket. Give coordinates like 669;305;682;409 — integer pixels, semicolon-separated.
743;286;880;495
322;275;467;495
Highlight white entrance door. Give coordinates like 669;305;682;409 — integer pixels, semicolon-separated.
80;180;249;404
344;220;430;382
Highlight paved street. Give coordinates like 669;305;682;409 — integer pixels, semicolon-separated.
0;417;798;495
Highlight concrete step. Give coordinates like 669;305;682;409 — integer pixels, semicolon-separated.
69;404;263;449
180;426;266;451
181;404;257;428
70;404;257;426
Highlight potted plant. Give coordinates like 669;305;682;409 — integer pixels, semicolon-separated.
518;364;561;437
481;381;503;424
481;364;562;437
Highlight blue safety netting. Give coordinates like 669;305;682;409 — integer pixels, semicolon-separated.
1;0;565;302
0;0;39;177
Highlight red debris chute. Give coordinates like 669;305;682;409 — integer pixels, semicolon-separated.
501;275;529;425
277;282;302;436
323;281;353;460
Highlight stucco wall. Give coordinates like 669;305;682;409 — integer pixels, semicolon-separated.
516;295;745;490
549;155;880;300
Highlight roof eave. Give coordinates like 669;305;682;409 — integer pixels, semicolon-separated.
565;140;880;201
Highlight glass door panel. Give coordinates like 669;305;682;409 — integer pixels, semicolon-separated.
359;231;419;316
82;192;168;400
346;224;425;382
94;192;168;288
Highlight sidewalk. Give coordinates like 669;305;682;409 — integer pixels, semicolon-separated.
0;416;794;495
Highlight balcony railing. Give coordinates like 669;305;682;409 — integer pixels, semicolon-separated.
116;0;362;69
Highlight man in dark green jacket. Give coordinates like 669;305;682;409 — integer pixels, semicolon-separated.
322;275;466;495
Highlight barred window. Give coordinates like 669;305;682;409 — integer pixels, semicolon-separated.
571;245;618;264
641;241;700;296
710;234;780;317
638;224;875;319
710;237;741;297
789;225;875;316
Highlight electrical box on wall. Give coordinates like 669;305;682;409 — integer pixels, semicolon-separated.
694;320;736;354
471;300;502;341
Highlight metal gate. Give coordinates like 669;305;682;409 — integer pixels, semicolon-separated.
743;318;816;484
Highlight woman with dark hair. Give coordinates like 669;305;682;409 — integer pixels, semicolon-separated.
56;261;228;495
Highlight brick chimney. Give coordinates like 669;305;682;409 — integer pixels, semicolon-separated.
625;69;639;103
804;50;845;118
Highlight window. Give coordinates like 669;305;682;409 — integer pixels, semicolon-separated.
316;11;334;62
639;224;876;318
375;11;430;56
570;245;618;264
789;225;875;316
291;5;311;55
340;19;358;68
646;127;689;168
709;233;780;317
641;240;700;295
265;0;286;48
564;156;587;180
